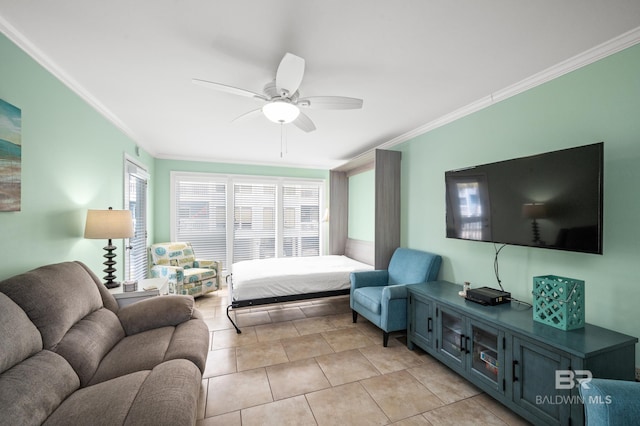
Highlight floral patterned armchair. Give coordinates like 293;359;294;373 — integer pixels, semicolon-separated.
149;242;221;297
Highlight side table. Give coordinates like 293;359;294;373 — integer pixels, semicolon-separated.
108;278;169;307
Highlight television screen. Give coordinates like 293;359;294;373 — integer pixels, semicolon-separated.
445;142;603;254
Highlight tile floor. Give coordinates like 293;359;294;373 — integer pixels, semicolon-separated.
194;288;531;425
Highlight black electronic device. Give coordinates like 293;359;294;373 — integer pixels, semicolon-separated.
465;287;511;306
445;142;604;255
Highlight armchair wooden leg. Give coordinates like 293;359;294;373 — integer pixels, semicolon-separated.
352;310;358;323
383;331;389;347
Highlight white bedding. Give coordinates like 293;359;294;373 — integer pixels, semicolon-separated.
230;255;373;302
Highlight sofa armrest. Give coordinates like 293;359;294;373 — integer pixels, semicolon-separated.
193;259;216;269
350;270;389;289
117;295;195;336
580;378;640;425
150;265;184;283
381;282;424;301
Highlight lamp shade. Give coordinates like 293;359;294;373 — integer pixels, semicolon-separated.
262;101;300;123
522;203;547;219
84;208;134;239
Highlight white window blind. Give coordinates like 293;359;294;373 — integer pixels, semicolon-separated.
282;184;320;257
171;172;324;269
174;177;228;268
125;159;149;281
233;183;276;262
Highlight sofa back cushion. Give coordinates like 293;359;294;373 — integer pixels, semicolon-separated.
0;261;104;350
0;293;80;425
0;350;80;426
0;292;42;374
150;242;196;268
55;307;125;386
0;261;126;387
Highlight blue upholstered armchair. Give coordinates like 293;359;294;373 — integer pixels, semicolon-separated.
350;248;442;346
149;242;221;297
580;379;640;425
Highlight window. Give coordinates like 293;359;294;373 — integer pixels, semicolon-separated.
124;158;149;281
233;183;276;263
171;172;324;271
173;175;228;268
282;184;320;257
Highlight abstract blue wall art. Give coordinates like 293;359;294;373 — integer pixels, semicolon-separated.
0;98;22;212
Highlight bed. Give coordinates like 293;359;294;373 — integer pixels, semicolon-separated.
226;240;374;332
230;254;373;305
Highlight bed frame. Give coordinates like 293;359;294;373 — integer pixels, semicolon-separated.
226;239;373;333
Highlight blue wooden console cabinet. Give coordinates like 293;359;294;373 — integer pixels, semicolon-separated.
407;281;637;425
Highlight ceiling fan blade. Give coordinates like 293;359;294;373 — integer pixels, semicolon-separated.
276;53;305;98
192;78;268;100
298;96;363;110
292;111;316;133
231;108;263;123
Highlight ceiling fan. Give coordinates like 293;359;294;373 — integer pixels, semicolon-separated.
192;52;363;132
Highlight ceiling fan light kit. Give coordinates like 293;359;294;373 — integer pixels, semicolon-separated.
262;101;300;123
194;52;363;133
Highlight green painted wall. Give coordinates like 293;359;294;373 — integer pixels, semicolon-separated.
0;34;154;280
153;158;329;243
348;169;375;241
397;43;640;364
2;27;639;367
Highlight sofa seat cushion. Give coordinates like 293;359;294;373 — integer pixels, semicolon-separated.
88;327;174;386
353;286;384;315
182;267;216;284
87;316;209;386
0;350;79;425
43;359;201;426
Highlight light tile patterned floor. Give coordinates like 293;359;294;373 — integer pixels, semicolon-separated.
195;288;531;425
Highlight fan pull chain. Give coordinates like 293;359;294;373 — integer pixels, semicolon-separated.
280;122;288;158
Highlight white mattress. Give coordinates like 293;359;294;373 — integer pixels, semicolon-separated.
230;255;373;302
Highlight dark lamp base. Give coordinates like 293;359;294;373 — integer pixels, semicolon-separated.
102;240;121;289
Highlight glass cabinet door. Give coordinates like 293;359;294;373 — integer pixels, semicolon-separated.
439;309;465;364
470;321;502;387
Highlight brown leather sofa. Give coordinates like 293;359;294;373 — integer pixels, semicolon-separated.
0;261;209;425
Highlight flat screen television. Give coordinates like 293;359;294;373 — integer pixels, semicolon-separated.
445;142;603;254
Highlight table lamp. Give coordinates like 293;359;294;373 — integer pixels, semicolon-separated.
522;202;547;245
84;207;134;288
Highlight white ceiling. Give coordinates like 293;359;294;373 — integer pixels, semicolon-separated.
1;1;640;169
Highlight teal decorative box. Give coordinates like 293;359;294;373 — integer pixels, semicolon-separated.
532;275;585;330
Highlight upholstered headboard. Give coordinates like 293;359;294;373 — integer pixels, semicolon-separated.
345;238;374;266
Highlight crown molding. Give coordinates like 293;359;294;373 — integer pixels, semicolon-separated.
376;25;640;152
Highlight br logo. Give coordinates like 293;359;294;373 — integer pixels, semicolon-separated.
555;370;592;390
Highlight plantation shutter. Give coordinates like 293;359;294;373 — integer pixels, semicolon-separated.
233;183;277;262
282;184;320;257
174;177;228;268
125;160;149;281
